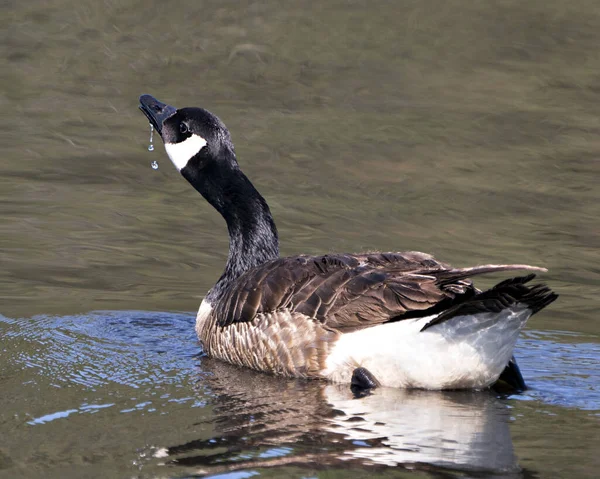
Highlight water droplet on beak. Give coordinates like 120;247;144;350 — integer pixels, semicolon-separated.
148;123;157;169
148;123;154;151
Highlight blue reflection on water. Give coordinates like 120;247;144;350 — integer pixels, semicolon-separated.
515;330;600;411
27;409;79;425
1;310;199;389
27;402;115;425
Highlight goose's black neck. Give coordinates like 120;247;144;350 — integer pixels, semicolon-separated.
181;150;279;303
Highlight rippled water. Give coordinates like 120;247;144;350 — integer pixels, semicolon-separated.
1;311;598;478
1;0;600;477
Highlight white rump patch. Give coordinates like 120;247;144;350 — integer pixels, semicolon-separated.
164;134;207;171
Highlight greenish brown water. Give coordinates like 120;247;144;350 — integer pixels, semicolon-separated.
1;0;599;478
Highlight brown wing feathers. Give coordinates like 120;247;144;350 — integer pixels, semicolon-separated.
215;252;550;332
216;252;441;327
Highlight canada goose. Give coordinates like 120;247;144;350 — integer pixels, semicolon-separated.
139;94;557;390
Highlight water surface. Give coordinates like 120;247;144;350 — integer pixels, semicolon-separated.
1;311;598;478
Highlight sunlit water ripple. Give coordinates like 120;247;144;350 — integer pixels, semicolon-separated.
2;311;199;390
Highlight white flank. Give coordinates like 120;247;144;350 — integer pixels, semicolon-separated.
323;307;532;389
164;134;207;171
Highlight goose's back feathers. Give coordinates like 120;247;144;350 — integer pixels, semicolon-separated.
214;251;549;333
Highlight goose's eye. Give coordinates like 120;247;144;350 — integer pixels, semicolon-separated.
180;123;188;134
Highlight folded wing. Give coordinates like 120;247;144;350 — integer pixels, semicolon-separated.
215;251;547;333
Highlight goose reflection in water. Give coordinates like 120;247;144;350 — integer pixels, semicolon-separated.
325;386;517;471
160;359;522;477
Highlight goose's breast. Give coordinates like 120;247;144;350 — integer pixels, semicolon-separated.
196;300;339;377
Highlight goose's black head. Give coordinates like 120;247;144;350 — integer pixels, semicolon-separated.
139;94;236;176
138;94;279;292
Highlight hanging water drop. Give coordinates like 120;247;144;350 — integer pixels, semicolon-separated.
148;123;154;151
151;160;159;170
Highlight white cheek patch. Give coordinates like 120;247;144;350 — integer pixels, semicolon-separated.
164;134;208;171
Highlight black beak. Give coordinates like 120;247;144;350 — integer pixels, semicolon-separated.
138;94;177;136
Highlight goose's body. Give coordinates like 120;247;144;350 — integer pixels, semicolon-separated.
139;94;557;390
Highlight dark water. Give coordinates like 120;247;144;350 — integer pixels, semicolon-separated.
1;0;599;477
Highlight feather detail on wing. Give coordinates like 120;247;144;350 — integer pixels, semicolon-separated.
214;252;547;332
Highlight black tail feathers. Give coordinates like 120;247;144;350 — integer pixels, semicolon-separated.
421;274;558;332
